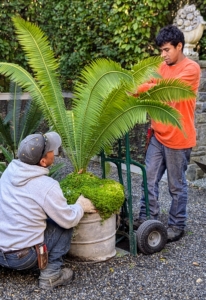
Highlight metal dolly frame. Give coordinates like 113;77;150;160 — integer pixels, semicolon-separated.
100;133;150;255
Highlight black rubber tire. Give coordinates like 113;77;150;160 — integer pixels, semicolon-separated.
136;220;167;255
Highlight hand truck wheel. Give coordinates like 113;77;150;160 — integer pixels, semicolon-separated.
136;220;167;254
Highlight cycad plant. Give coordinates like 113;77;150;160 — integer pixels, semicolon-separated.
0;16;195;174
0;81;43;173
0;81;64;178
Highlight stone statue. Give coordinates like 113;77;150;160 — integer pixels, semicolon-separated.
173;4;206;59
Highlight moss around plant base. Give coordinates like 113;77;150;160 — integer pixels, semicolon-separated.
60;172;125;220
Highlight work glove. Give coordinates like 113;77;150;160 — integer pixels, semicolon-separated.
76;194;97;213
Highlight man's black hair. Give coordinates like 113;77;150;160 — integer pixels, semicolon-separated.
155;25;185;49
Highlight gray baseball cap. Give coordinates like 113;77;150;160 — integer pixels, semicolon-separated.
17;132;62;165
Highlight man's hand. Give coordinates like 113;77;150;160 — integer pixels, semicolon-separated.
76;195;97;213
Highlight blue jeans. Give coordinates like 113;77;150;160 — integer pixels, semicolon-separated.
139;135;192;230
40;219;73;279
0;219;73;277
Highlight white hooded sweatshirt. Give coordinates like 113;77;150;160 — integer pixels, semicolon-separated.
0;159;84;251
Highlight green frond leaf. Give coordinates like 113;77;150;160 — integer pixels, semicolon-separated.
142;100;182;126
11;17;72;155
5;82;21;124
89;99;182;157
0;63;44;103
0;117;14;153
131;56;163;86
19;99;43;144
72;59;134;169
76;58;132;89
48;162;65;179
12;16;59;81
0;80;45;156
6;82;23;150
0;145;14;163
64;110;79;170
0;63;54;128
0;63;71;155
75;83;182;169
138;78;195;102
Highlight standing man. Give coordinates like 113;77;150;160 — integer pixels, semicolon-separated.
137;25;201;242
0;132;96;289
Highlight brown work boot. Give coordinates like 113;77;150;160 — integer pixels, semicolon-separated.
167;226;184;243
39;268;74;290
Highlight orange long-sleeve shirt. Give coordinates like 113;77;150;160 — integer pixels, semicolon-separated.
138;57;201;149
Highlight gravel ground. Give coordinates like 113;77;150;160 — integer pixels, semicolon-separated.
0;158;206;300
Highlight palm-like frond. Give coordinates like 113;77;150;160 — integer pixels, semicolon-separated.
73;60;132;126
64;110;79;171
74;84;183;170
138;79;195;102
18;99;43;144
48;162;66;179
71;60;195;170
13;17;59;83
0;117;14;153
0;63;70;152
0;63;46;107
0;80;44;168
131;56;163;86
73;59;133;168
5;82;21;123
13;17;93;166
8;82;22;149
0;18;74;166
11;17;72;153
0;145;14;163
72;58;163;169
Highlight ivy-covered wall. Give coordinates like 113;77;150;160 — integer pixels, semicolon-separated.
1;0;205;92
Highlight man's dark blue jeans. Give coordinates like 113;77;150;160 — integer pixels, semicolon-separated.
0;219;73;277
139;135;192;230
